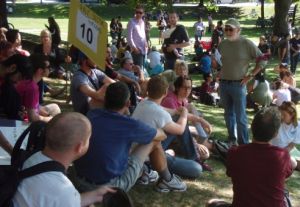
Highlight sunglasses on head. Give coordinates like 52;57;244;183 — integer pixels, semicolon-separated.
135;11;143;14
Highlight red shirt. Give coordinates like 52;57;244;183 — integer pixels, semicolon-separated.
227;143;293;207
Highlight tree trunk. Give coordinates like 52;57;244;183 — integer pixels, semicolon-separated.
261;0;264;20
273;0;292;36
198;0;204;7
0;1;9;29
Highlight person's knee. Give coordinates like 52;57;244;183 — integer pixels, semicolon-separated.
187;162;202;178
46;103;61;116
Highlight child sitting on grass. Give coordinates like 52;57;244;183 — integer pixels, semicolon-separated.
272;80;291;106
198;73;219;106
271;101;300;171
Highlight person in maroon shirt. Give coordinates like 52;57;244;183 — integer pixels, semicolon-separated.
207;106;296;207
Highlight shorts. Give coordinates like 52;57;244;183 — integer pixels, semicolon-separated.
72;155;144;193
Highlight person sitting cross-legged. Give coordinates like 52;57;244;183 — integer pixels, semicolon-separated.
73;82;187;193
132;75;203;180
15;54;61;122
207;107;296;207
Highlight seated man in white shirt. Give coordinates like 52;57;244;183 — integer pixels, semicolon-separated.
13;112;115;207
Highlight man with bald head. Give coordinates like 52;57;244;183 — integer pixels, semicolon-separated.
13;112;115;207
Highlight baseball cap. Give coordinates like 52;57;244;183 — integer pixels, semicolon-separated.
225;18;240;28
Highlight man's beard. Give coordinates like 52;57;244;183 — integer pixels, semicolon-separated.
227;34;239;42
226;32;240;42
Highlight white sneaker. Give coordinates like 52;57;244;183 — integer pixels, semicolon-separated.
156;174;187;193
137;169;159;185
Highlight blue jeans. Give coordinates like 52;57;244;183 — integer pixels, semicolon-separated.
290;53;299;74
162;123;197;160
131;52;145;69
166;154;202;179
219;81;249;144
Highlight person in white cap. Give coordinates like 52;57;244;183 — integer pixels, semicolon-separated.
216;18;266;145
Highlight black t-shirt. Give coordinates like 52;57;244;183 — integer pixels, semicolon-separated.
162;25;189;59
289;37;300;55
211;27;224;47
258;43;270;54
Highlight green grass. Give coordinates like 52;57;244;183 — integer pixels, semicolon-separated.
9;2;300;207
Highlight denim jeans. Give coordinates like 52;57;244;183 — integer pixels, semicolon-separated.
162;123;197;160
290;53;299;74
219;81;249;144
166;154;202;179
131;52;145;70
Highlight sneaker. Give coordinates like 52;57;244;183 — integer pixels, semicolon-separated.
137;169;159;185
156;174;187;193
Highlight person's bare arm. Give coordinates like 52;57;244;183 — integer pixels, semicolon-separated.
117;73;141;94
241;64;262;86
80;185;116;207
153;128;167;142
285;142;296;152
0;131;13;155
167;42;190;52
163;107;188;135
28;108;52;122
187;114;213;134
79;76;115;102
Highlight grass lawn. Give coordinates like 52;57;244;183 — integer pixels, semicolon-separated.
9;2;300;206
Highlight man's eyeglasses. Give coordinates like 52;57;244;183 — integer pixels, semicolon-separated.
224;27;234;32
135;11;143;15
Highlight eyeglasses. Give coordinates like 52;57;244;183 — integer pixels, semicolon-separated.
181;86;192;90
127;62;134;65
224;27;234;32
135;11;143;14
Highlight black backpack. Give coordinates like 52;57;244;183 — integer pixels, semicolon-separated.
0;121;65;207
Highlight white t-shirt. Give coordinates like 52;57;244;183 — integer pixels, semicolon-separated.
271;121;300;148
13;151;81;207
132;99;172;129
273;88;291;106
148;51;162;69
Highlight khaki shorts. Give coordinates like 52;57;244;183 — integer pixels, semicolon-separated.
72;155;144;193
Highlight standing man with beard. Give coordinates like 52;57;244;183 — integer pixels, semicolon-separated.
218;18;265;145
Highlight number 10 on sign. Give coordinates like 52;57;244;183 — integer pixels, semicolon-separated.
76;11;99;53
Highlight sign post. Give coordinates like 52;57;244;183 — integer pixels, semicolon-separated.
68;0;107;69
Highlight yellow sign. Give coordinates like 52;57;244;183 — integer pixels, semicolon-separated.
68;0;107;69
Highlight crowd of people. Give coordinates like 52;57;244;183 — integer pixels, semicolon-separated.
0;4;300;207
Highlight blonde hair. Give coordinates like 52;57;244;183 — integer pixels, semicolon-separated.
174;60;189;76
40;29;52;42
279;101;298;127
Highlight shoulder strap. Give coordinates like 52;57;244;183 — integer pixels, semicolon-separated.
79;70;99;90
11;125;32;159
19;160;65;179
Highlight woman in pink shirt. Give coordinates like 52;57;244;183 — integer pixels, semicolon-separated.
162;76;214;169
